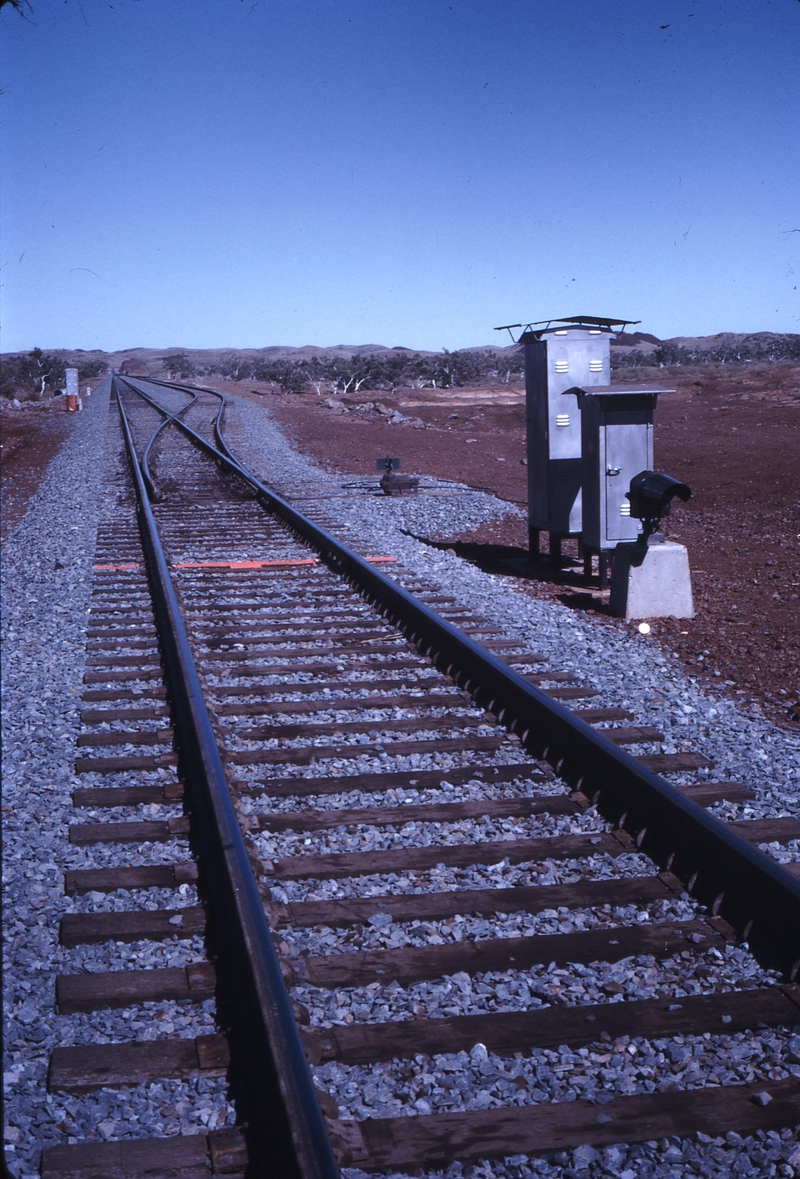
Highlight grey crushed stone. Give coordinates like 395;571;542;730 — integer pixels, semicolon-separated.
1;386;234;1176
252;809;609;861
292;941;780;1028
317;1027;800;1117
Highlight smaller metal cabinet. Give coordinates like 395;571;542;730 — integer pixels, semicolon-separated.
576;384;676;551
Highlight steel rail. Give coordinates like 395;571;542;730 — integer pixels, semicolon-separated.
140;385;198;500
120;374;234;467
120;374;800;980
113;378;339;1179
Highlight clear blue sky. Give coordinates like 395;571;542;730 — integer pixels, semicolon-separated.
1;0;798;353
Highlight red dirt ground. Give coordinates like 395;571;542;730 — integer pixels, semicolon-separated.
0;399;80;539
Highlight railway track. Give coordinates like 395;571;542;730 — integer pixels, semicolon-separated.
33;374;800;1178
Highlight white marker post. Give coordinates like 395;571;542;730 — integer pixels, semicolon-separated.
65;368;79;411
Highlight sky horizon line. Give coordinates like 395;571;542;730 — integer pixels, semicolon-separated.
4;321;800;359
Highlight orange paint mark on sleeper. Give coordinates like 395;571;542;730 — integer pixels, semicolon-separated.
172;559;318;570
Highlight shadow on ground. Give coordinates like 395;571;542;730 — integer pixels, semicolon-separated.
404;533;613;616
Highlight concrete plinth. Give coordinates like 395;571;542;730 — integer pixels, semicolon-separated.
610;541;694;620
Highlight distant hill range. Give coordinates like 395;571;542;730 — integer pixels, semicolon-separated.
2;332;798;398
610;330;800;368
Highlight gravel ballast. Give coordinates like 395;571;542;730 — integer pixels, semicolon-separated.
2;387;235;1177
4;384;799;1179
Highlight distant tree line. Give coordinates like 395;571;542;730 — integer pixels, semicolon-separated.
162;349;525;393
0;349;107;400
612;335;800;369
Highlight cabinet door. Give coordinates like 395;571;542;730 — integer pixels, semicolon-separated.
605;422;649;541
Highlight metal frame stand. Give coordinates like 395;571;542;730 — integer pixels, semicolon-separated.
528;526;541;562
581;547;613;589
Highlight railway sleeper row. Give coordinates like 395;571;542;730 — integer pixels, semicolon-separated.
38;378;800;1177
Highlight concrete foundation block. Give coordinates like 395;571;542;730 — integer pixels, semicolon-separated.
610;541;694;620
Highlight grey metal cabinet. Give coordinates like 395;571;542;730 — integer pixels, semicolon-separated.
577;386;675;551
524;324;614;541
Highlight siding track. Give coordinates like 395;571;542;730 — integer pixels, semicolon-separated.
40;376;800;1178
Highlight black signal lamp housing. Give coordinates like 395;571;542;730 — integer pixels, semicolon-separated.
627;470;691;541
